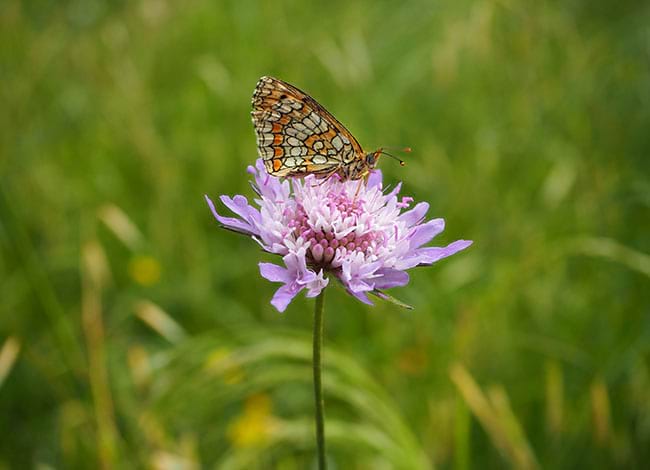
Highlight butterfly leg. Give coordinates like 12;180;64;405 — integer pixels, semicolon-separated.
352;178;364;201
314;168;341;187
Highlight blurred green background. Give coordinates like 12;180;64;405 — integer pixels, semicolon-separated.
1;0;649;468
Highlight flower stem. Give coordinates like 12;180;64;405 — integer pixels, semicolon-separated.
313;289;327;469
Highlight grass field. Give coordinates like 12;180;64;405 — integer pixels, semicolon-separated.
1;0;649;468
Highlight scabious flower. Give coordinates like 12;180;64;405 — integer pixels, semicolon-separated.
206;159;472;312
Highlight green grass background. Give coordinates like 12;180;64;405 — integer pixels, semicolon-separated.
1;0;649;468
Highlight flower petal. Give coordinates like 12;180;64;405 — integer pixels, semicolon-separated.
339;255;381;293
251;159;291;200
399;202;429;227
205;195;257;235
220;195;260;224
393;254;428;271
304;270;329;297
347;289;374;305
408;218;445;248
367;170;383;189
417;239;473;265
270;284;302;313
259;262;290;283
373;268;410;289
282;249;317;286
386;181;403;198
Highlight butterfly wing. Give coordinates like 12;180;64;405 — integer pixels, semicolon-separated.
251;76;365;178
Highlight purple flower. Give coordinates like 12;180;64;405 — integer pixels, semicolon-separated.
206;159;472;312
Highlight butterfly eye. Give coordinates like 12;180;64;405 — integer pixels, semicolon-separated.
365;153;376;166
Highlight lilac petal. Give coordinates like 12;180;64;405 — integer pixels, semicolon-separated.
339;257;381;292
252;158;291;201
252;159;277;194
205;195;256;235
220;195;260;224
409;218;445;248
399;202;429;227
346;278;374;294
282;250;317;286
304;278;328;297
349;261;383;280
215;216;256;234
259;262;290;283
304;270;329;297
393;254;427;271
282;250;303;272
373;268;410;289
270;242;289;254
384;181;402;203
219;194;248;215
385;182;403;200
297;270;318;286
347;289;374;305
270;284;302;313
255;158;266;173
418;239;473;265
205;194;222;221
367;170;383;189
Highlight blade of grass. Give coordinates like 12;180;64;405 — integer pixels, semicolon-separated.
81;239;119;468
0;336;21;389
450;363;539;470
134;300;187;344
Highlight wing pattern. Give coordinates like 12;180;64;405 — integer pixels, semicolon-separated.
251;76;366;178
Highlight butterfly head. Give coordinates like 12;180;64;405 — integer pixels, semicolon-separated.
364;151;379;169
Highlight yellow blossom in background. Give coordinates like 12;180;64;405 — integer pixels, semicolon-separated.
204;348;245;385
129;255;162;286
227;394;278;448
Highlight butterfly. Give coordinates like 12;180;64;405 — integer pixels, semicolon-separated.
251;76;406;181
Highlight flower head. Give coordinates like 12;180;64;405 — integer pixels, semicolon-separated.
206;159;472;312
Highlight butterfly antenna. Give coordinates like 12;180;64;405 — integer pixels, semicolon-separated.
378;147;410;167
382;146;412;153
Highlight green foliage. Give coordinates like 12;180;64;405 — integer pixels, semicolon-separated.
1;0;649;468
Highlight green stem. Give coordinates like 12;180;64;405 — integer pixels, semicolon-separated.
313;289;327;469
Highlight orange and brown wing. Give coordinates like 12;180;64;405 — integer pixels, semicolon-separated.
251;76;365;178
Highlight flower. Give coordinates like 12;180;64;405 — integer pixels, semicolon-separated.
206;159;472;312
128;255;161;286
227;393;278;448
